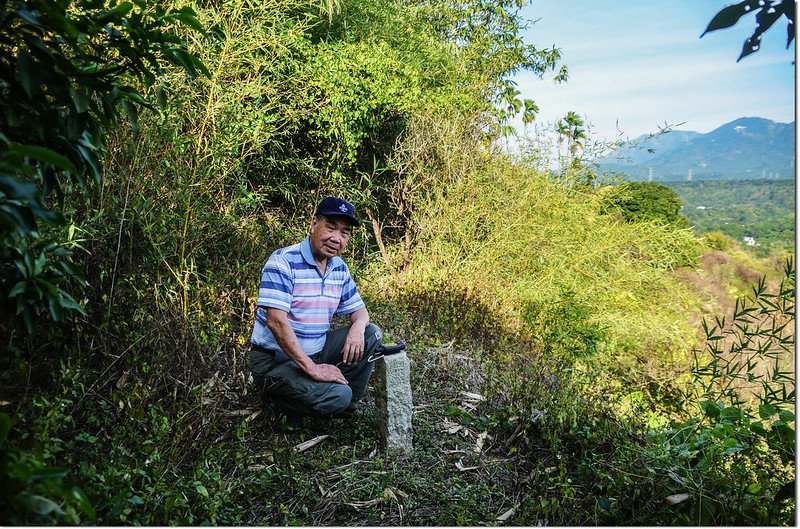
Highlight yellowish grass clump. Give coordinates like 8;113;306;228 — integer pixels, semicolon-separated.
369;147;704;359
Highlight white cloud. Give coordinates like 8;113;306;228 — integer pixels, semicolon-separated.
514;2;795;142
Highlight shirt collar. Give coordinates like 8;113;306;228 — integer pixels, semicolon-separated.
300;237;316;267
300;237;339;275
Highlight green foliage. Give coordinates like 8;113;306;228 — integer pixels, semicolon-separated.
417;0;567;136
669;179;795;257
692;259;795;454
0;1;568;525
601;181;690;228
702;230;733;251
556;110;587;158
2;0;793;526
650;258;795;524
380;121;702;354
0;413;95;524
0;0;205;332
522;288;606;360
1;228;87;333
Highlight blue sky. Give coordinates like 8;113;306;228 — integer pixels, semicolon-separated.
512;1;796;143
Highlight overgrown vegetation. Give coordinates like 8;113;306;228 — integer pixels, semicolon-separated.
0;0;794;526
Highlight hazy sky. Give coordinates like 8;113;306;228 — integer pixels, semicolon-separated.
513;1;796;143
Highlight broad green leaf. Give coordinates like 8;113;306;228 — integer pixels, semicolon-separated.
758;403;776;419
121;100;139;130
0;413;10;448
95;2;134;25
773;422;794;441
17;494;64;517
15;8;42;27
70;89;90;113
156;85;168;109
171;6;206;34
166;48;196;77
700;400;720;418
48;295;62;320
29;467;68;483
128;495;144;505
118;87;147;105
23;253;34;278
22;308;33;333
69;487;96;521
58;293;86;314
168;48;209;78
196;484;209;497
76;145;101;181
750;421;768;436
59;261;87;285
13;460;32;483
8;281;27;297
12;145;77;174
33;253;46;277
17;50;41;98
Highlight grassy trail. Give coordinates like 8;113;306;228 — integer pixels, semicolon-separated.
237;339;536;526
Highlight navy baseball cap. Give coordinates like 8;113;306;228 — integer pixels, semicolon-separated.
314;196;360;227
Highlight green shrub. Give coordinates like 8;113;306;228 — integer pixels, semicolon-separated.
702;230;733;251
601;181;690;228
373;126;703;355
0;0;205;334
648;258;795;524
0;411;96;525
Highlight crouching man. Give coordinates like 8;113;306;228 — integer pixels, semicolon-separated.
249;196;382;422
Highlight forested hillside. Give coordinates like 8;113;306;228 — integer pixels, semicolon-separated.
671;178;795;256
0;0;794;526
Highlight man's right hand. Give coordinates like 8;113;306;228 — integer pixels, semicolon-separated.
307;363;348;385
267;308;348;385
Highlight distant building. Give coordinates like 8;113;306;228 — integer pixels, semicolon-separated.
743;236;756;246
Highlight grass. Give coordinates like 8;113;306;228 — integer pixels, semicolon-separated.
1;251;793;526
190;329;535;526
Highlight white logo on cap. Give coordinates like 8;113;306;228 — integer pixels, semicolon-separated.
339;204;348;212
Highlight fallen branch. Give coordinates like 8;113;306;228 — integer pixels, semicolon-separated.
295;435;330;452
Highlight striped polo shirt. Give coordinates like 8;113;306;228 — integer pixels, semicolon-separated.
250;237;365;358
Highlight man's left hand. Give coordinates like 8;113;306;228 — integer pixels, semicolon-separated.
342;328;365;364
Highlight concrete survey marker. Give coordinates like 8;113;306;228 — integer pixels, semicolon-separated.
373;350;413;454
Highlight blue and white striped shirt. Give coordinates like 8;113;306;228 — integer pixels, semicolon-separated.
250;237;365;357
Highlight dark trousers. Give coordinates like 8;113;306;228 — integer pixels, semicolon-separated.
250;324;382;417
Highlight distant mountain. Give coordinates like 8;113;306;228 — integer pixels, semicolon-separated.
597;117;795;181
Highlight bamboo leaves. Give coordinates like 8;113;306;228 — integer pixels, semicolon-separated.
0;0;207;333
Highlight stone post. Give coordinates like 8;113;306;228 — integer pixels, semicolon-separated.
373;351;413;454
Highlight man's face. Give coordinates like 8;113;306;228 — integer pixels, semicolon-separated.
309;215;353;261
